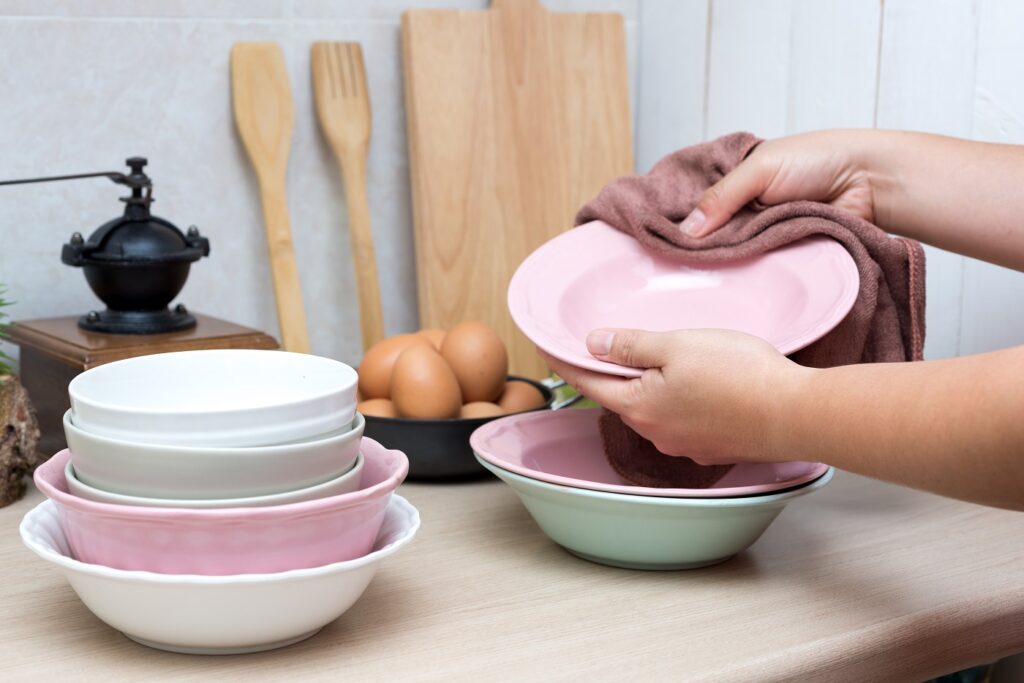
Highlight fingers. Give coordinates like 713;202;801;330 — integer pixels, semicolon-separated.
586;328;670;369
680;154;773;238
538;350;637;414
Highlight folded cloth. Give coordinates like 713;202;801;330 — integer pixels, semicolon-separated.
577;131;927;488
598;410;733;489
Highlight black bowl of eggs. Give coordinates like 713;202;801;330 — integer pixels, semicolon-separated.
357;322;560;480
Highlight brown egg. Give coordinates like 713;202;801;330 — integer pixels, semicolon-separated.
357;334;430;399
417;328;446;350
358;398;397;418
440;321;508;403
460;402;505;419
497;381;547;414
390;345;462;419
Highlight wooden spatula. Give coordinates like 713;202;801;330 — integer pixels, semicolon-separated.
231;42;310;354
311;42;385;352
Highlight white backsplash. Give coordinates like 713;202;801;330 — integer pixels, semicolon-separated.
0;0;638;367
2;0;1022;367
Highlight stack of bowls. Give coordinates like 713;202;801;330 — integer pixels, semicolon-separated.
471;408;832;570
23;349;416;654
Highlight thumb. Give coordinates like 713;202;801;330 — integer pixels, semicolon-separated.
680;155;771;238
587;329;669;369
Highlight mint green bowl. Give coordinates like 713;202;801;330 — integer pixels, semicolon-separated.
477;458;833;570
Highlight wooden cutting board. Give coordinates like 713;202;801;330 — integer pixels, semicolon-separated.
402;0;633;378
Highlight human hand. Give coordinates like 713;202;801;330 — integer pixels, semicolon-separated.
681;129;881;237
540;329;813;465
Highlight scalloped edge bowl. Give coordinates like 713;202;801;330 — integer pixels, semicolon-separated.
21;495;420;654
34;438;408;575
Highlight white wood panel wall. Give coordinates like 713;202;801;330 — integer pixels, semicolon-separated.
637;0;1024;360
1;0;1021;364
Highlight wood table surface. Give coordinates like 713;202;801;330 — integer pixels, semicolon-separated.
1;470;1023;682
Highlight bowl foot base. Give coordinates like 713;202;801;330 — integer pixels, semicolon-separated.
122;627;323;655
565;548;736;571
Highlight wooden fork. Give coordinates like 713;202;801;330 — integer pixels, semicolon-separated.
312;42;385;352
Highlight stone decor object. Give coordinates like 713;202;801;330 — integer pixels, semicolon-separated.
0;374;42;507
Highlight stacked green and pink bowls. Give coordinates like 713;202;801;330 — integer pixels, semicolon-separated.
472;408;832;570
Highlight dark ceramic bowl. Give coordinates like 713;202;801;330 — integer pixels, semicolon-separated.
363;376;574;481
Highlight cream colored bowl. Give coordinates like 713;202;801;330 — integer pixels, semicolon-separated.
65;455;363;509
64;410;364;500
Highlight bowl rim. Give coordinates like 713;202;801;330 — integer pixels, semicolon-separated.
63;453;365;508
35;438;408;521
20;495;420;584
68;349;358;418
470;407;829;498
477;456;835;507
63;409;366;455
508;222;860;378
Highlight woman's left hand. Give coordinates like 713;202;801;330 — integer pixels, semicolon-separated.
540;328;810;464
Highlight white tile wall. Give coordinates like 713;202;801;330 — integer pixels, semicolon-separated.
0;0;638;367
1;0;1022;367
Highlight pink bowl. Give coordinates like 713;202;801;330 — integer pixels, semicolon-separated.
508;222;859;377
33;439;408;575
470;408;828;498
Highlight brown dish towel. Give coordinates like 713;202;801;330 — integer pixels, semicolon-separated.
575;131;927;488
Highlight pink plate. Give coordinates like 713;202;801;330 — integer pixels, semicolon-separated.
470;408;829;498
508;221;859;377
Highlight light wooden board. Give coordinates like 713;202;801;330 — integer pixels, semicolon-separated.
402;0;633;378
2;472;1024;681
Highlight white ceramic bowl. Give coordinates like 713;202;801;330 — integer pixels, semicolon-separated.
68;350;358;447
64;409;364;500
64;454;364;509
20;495;420;654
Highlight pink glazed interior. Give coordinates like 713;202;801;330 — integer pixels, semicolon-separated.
508;222;859;378
34;438;408;575
471;408;828;498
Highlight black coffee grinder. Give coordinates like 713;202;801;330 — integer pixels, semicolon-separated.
0;157;210;334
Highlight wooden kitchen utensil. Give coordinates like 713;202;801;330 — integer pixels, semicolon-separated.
311;42;386;351
402;0;633;377
231;42;310;353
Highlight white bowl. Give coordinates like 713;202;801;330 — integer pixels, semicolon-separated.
64;410;364;500
64;453;364;509
20;496;419;654
68;350;358;447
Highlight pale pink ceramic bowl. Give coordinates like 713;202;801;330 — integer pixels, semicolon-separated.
508;222;859;377
470;408;828;498
33;439;408;575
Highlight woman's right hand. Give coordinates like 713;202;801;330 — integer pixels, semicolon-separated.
681;129;883;237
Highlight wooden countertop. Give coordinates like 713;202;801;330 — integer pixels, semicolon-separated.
2;471;1023;681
